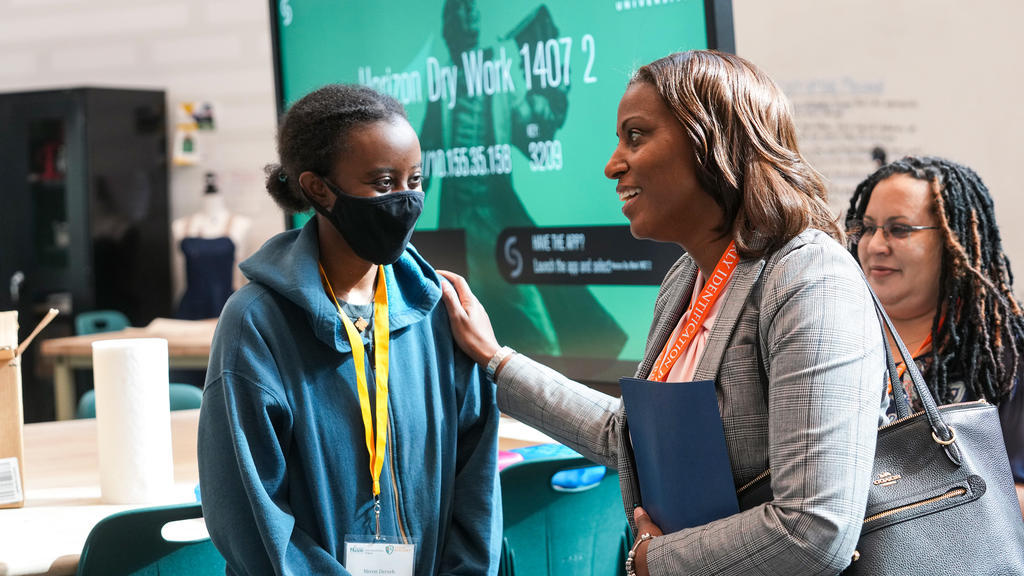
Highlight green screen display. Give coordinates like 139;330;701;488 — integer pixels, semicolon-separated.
273;0;726;382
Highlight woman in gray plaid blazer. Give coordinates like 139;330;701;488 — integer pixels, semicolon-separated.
441;50;887;576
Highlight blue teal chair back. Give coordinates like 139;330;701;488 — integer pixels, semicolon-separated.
499;455;630;576
75;310;130;335
77;383;203;419
76;502;224;576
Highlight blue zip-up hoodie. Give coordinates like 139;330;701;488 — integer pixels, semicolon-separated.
198;218;501;575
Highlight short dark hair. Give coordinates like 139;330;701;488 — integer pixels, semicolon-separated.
630;50;840;257
846;156;1024;404
265;84;407;213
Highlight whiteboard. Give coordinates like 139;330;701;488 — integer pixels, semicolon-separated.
733;0;1024;278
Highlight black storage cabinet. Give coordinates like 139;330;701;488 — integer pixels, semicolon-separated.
0;87;171;422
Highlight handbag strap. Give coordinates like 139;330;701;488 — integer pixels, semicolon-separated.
872;294;913;420
878;313;912;420
866;286;959;453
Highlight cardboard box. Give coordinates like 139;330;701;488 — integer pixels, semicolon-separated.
0;311;25;509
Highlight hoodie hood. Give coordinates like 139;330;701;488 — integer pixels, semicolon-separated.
239;218;442;353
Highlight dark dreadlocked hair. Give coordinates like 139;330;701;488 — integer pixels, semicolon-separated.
845;156;1024;405
265;84;407;213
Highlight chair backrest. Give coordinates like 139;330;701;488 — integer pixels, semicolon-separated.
499;455;630;576
75;310;131;335
77;383;203;419
168;383;204;411
76;502;225;576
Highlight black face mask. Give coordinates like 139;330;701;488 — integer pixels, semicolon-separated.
311;177;424;265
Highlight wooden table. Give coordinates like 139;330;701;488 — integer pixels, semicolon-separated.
0;409;551;576
0;410;202;576
38;319;217;420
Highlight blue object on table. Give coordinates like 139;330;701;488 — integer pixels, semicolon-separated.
509;443;605;491
551;465;606;492
509;443;579;460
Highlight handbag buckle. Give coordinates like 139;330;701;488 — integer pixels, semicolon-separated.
931;425;957;446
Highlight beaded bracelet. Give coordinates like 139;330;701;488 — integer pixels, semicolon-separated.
625;532;654;576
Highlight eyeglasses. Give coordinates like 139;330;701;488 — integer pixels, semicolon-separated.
847;221;940;245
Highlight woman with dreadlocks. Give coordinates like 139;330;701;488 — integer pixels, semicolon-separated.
846;155;1024;513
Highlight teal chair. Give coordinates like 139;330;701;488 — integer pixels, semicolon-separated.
75;310;130;335
77;383;203;419
76;502;225;576
499;455;631;576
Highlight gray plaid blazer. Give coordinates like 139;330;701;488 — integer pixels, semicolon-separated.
496;229;886;575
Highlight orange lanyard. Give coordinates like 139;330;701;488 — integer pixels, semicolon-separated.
896;334;932;379
894;314;944;379
650;242;739;382
318;263;390;498
890;316;944;400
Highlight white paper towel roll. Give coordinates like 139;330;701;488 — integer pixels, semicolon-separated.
92;338;174;504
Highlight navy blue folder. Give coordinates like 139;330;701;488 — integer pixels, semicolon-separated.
619;377;739;534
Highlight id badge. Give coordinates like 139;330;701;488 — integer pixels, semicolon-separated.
344;535;416;576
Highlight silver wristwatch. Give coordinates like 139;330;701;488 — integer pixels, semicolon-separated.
485;346;516;381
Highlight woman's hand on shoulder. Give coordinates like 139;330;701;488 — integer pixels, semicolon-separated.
438;270;500;365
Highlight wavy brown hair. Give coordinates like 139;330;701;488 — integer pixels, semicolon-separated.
630;50;841;257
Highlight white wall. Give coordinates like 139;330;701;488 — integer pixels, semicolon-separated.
4;0;1023;294
0;0;284;305
733;0;1024;276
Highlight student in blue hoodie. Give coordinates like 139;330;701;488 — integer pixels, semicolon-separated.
197;84;501;576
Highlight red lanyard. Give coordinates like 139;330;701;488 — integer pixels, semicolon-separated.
650;242;739;382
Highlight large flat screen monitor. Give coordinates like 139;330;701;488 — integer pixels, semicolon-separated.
270;0;734;384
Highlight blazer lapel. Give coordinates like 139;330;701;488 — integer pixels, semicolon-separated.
693;257;767;382
638;259;700;378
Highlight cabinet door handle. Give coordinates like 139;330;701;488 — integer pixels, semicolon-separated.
9;271;24;304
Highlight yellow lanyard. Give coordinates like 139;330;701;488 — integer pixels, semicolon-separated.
318;263;391;498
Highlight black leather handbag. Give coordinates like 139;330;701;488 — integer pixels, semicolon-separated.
739;288;1024;575
845;290;1024;574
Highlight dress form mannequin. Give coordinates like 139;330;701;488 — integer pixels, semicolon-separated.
172;172;251;319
